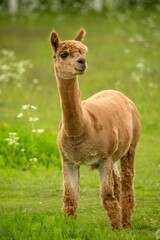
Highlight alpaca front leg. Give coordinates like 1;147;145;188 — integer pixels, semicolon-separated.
99;158;122;229
62;159;80;217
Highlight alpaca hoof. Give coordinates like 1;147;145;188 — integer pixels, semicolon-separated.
111;223;122;230
122;223;131;229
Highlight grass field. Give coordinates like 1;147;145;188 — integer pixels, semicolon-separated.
0;7;160;239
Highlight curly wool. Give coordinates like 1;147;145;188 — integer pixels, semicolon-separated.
56;40;88;56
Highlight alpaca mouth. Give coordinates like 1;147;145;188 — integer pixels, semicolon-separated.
75;66;86;73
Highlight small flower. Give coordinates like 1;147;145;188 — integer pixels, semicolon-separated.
29;117;39;122
0;65;9;71
4;138;10;142
5;132;19;146
1;49;15;58
21;104;37;111
32;78;39;84
22;104;30;110
29;158;38;163
128;37;135;43
31;105;37;110
131;72;142;82
37;129;45;133
17;112;24;118
136;62;145;71
32;129;45;133
9;132;17;136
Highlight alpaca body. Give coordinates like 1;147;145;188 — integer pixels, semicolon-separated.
50;29;141;229
58;89;140;166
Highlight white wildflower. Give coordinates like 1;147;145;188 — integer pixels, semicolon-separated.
17;112;24;118
22;104;30;110
5;132;19;146
128;37;135;43
29;117;39;122
9;132;17;136
22;104;37;111
37;129;45;133
29;158;38;163
4;138;10;142
1;49;14;58
136;62;145;71
30;105;37;110
32;129;45;133
32;129;37;133
0;65;9;71
131;72;142;82
33;78;39;84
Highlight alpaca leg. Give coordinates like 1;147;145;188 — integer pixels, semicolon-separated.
99;158;122;229
62;159;80;217
120;145;136;228
113;164;121;203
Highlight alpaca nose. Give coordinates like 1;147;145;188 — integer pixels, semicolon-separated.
77;57;86;65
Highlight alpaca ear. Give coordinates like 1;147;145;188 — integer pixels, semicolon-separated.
50;31;60;52
74;28;86;42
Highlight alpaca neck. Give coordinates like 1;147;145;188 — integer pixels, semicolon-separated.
57;76;85;137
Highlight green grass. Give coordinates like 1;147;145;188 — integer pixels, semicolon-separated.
0;165;159;239
0;7;160;239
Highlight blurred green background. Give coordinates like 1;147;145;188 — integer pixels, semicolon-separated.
1;1;160;163
0;1;160;239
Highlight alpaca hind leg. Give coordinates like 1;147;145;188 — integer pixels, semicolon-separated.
99;158;122;229
120;145;136;228
113;164;121;203
62;158;80;217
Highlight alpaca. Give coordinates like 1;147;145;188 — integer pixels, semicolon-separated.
50;29;141;229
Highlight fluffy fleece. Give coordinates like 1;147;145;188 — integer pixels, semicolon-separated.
50;29;141;229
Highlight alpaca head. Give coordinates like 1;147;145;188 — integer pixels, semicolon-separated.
50;29;88;80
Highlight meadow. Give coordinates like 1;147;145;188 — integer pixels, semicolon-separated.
0;7;160;239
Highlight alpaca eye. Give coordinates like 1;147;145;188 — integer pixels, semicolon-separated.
60;52;69;59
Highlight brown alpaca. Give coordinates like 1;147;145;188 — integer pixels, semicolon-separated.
50;29;141;229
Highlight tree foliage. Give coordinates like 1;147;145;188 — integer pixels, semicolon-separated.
0;0;159;14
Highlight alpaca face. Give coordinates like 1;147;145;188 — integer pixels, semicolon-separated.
54;43;87;79
50;29;88;79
